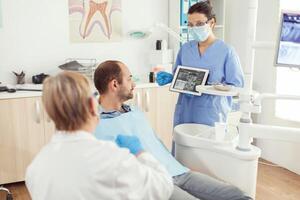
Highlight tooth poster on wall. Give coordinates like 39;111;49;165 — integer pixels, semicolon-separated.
68;0;122;43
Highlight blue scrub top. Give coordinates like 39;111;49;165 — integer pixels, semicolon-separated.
173;39;244;126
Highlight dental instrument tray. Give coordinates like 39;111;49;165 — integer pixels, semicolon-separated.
195;85;240;96
170;65;209;96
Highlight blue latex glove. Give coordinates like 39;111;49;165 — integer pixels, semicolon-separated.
115;135;144;155
156;71;173;86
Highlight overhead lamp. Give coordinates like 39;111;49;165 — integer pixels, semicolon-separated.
127;23;184;43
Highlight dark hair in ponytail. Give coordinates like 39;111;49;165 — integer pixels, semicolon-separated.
188;0;216;22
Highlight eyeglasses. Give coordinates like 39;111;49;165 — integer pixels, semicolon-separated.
187;21;208;28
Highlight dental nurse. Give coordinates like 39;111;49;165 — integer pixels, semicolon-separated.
173;0;244;126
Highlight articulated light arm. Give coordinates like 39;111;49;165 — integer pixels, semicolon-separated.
237;94;300;151
127;23;185;43
154;23;185;43
237;122;300;151
253;93;300;105
194;86;300;151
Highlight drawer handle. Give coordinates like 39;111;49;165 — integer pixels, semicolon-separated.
136;92;142;110
35;100;41;124
46;113;51;123
145;90;150;112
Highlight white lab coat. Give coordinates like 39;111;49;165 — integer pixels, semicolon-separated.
25;130;173;200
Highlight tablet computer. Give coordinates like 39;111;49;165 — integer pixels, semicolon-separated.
170;65;209;96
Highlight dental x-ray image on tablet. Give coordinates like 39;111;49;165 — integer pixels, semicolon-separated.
170;66;209;96
275;10;300;68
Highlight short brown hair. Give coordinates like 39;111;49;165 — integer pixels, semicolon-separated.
42;71;92;131
94;60;123;94
188;0;216;22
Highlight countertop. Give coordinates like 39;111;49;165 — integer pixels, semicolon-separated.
0;83;165;100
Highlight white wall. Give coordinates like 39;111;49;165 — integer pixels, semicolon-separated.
226;0;300;128
168;0;180;60
251;0;279;125
226;0;300;174
253;0;300;175
224;0;280;123
0;0;169;84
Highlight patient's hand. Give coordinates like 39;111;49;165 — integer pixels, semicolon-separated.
115;135;144;156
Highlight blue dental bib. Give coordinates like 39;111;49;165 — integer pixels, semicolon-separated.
94;107;189;177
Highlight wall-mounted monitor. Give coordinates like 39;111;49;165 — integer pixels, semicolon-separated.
275;10;300;68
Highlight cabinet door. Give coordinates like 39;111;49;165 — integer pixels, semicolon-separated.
0;97;45;184
123;86;176;151
125;88;142;109
142;88;157;132
156;86;178;151
43;109;55;144
125;88;157;130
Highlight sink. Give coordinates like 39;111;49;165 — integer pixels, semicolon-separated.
174;123;260;199
173;123;238;149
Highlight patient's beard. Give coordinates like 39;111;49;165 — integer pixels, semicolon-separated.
118;89;133;102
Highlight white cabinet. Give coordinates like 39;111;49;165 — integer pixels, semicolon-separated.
127;85;178;150
156;86;178;150
0;85;177;184
0;97;55;184
126;87;157;129
136;87;158;130
0;97;44;184
44;111;56;144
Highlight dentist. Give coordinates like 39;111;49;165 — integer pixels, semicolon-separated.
25;71;173;200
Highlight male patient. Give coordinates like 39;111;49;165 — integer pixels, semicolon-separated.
94;60;252;200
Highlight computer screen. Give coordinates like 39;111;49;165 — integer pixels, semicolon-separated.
170;65;209;96
275;10;300;68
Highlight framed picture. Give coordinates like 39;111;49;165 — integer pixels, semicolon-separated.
170;65;209;96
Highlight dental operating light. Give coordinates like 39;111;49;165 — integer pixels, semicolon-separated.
127;23;185;43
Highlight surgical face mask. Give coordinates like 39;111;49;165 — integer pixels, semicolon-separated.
189;24;211;42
